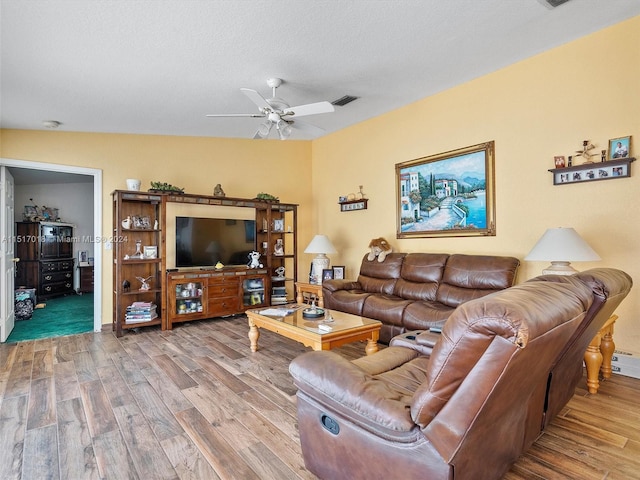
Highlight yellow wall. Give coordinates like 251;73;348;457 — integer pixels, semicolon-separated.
0;131;314;327
2;16;638;351
312;16;640;352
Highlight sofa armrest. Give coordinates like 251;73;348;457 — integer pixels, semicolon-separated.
322;279;362;293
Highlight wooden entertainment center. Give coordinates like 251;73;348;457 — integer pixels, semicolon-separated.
112;190;297;336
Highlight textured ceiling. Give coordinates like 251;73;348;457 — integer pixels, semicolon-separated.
2;0;640;140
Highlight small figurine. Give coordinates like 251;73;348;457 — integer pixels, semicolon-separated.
601;150;607;162
274;239;284;256
215;261;224;269
136;276;153;291
247;251;263;269
153;219;158;230
134;240;143;259
122;216;131;229
213;184;226;197
274;266;285;279
575;140;596;164
122;280;130;292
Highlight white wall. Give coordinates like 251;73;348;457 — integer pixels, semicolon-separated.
14;182;94;290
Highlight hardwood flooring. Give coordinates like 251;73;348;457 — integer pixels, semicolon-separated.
0;316;639;479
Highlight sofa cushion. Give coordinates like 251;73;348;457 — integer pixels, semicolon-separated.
435;254;520;308
358;253;406;295
402;301;455;331
393;253;449;301
362;294;412;326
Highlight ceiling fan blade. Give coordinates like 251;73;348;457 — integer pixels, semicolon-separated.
205;113;265;117
285;101;334;118
241;88;272;111
289;120;325;136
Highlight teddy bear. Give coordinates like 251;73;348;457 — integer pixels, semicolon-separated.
367;237;393;262
247;250;263;269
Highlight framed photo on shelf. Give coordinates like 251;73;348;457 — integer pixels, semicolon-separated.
332;266;345;280
609;135;631;160
554;156;566;168
322;269;334;283
78;250;89;266
273;219;284;232
143;245;158;259
395;141;496;238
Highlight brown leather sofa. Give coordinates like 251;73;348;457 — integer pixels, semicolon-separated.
322;252;520;343
290;272;627;480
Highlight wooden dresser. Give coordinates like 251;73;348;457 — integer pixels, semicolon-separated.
15;221;75;300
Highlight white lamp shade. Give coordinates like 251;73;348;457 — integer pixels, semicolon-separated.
304;235;337;284
525;227;600;274
304;235;337;254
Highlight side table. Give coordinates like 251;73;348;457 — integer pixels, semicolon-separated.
584;314;617;394
295;282;324;308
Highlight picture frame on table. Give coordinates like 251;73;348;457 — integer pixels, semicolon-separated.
332;266;345;280
609;136;631;160
395;141;496;238
322;269;334;283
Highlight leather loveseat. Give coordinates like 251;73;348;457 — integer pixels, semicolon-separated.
290;271;629;480
322;252;520;343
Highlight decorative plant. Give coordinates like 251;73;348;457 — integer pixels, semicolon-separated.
255;192;279;202
150;181;184;193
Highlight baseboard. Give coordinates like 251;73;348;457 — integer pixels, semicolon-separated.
611;349;640;379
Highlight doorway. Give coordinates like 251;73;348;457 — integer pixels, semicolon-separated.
0;157;102;340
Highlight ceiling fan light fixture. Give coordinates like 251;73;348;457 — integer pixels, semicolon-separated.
257;122;271;138
277;121;291;140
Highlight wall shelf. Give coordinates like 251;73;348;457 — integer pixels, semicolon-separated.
339;199;368;211
549;158;635;185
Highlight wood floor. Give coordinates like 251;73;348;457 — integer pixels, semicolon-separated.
1;316;639;480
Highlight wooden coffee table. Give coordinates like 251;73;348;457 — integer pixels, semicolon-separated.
246;305;381;356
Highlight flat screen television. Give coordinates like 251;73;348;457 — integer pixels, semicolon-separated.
175;216;256;268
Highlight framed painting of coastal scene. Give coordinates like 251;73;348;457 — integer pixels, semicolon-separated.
396;141;496;238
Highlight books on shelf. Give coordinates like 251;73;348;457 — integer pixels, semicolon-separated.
271;285;288;305
126;302;158;323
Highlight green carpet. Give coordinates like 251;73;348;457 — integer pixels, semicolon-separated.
7;293;94;343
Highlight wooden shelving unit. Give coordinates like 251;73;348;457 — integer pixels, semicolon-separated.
112;191;298;335
112;190;165;337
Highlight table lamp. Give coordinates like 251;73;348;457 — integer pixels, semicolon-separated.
524;227;600;275
304;234;337;284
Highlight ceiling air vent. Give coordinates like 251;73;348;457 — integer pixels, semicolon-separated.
537;0;571;8
331;95;359;107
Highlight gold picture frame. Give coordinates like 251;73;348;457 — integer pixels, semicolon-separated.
396;141;496;238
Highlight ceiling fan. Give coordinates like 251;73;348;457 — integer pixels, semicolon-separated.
206;78;334;140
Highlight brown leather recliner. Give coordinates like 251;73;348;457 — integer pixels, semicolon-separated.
290;278;595;480
389;268;633;446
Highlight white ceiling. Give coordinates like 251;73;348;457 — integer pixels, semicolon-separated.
2;0;640;141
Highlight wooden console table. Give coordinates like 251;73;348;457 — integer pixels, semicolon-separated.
584;314;617;394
